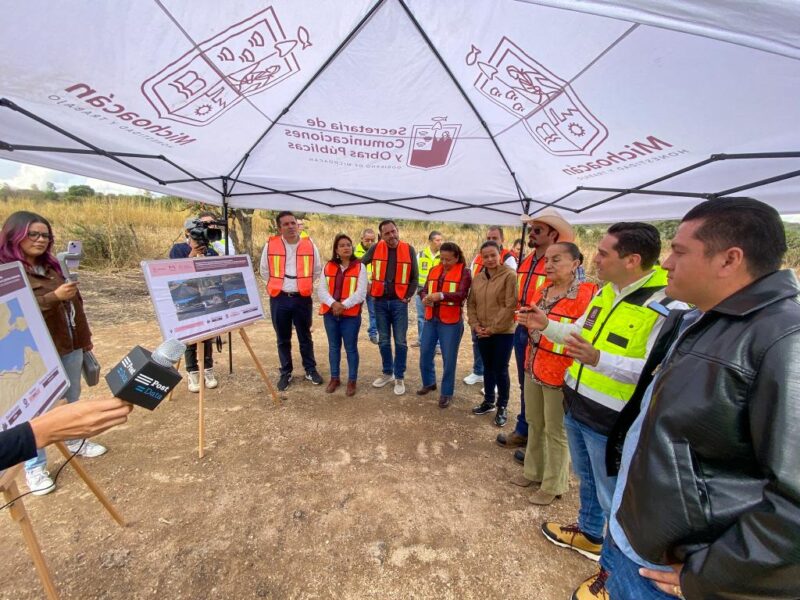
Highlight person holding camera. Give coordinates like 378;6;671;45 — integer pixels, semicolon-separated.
169;216;219;393
197;211;236;256
0;211;109;496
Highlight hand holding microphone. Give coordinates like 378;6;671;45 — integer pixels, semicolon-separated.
106;339;187;410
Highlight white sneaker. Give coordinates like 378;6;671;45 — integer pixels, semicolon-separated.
372;373;395;388
394;379;406;395
187;371;200;393
25;466;55;496
463;373;484;385
204;368;218;389
66;439;108;458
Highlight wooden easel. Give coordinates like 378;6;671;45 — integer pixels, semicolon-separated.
167;324;279;458
1;440;125;599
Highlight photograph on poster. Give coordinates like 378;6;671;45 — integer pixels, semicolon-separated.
0;261;69;431
168;273;250;321
142;255;264;344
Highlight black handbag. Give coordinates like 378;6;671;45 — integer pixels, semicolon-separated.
82;350;101;386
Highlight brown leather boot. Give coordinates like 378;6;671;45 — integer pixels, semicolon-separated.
345;380;356;396
326;377;341;393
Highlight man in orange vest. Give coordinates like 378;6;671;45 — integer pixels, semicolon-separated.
463;226;518;388
259;210;323;391
497;209;576;457
360;219;419;396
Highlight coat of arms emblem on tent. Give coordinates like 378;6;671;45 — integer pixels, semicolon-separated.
468;37;607;157
407;117;462;170
141;6;311;127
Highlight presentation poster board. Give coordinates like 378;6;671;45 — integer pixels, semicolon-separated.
142;255;264;344
0;261;69;431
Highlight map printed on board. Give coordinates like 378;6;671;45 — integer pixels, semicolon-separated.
0;261;69;431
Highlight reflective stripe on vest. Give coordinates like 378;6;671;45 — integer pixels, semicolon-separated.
369;240;413;299
472;248;513;276
517;252;548;307
320;261;362;317
424;263;465;324
417;247;441;285
565;267;669;411
527;282;598;387
265;236;315;297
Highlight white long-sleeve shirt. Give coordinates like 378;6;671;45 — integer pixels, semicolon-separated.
470;252;518;272
316;262;368;310
540;271;689;384
259;237;322;293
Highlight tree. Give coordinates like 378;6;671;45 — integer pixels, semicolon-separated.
67;184;95;197
44;182;58;201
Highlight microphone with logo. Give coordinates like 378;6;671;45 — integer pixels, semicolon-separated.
105;339;186;410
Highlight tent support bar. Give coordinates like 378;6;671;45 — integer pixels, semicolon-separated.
0;99;225;196
713;169;800;197
578;186;710;199
224;0;388;191
517;198;532;266
221;185;234;375
1;98;167;185
397;0;530;210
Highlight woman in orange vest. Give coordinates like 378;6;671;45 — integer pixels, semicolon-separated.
416;242;472;408
317;233;368;396
513;242;598;505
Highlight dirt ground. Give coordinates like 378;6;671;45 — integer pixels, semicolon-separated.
1;271;596;600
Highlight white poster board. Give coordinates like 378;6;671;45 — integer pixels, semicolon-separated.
142;255;264;344
0;261;69;431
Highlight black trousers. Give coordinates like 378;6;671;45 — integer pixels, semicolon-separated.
185;339;213;372
270;293;316;375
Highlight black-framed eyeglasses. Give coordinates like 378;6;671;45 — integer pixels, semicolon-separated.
26;231;52;241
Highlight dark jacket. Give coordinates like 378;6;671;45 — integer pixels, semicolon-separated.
616;269;800;599
28;263;92;356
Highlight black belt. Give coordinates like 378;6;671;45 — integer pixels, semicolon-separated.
278;291;302;297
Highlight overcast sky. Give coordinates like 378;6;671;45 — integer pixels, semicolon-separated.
2;158;799;222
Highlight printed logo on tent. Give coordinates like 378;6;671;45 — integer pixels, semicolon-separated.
141;7;311;127
467;38;607;157
407;117;461;170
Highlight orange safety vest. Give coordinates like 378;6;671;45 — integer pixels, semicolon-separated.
370;240;413;299
265;236;315;297
526;281;598;387
320;261;363;317
471;247;514;276
424;263;466;324
517;251;548;308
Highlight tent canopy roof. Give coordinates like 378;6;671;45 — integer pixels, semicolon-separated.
2;0;798;224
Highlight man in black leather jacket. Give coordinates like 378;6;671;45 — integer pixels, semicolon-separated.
605;197;800;599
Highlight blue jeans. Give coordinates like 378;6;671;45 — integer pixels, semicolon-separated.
26;349;83;471
323;313;361;381
477;334;514;407
365;295;377;338
470;329;484;376
414;293;425;340
512;325;530;436
419;318;464;396
375;298;409;379
564;410;617;540
605;537;676;600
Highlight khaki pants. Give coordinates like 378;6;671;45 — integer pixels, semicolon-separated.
523;375;569;496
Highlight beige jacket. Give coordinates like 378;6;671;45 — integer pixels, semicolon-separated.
467;264;518;335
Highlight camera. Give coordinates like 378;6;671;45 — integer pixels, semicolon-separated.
185;218;224;245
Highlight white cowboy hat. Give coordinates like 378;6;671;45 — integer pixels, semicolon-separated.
520;208;575;243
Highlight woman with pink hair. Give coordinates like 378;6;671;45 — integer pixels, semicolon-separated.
0;211;107;496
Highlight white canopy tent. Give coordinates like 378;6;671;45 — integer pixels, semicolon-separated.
1;0;798;224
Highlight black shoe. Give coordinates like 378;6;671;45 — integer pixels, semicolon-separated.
472;401;496;415
514;449;525;465
277;373;293;391
494;407;508;427
305;370;324;385
416;383;437;395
